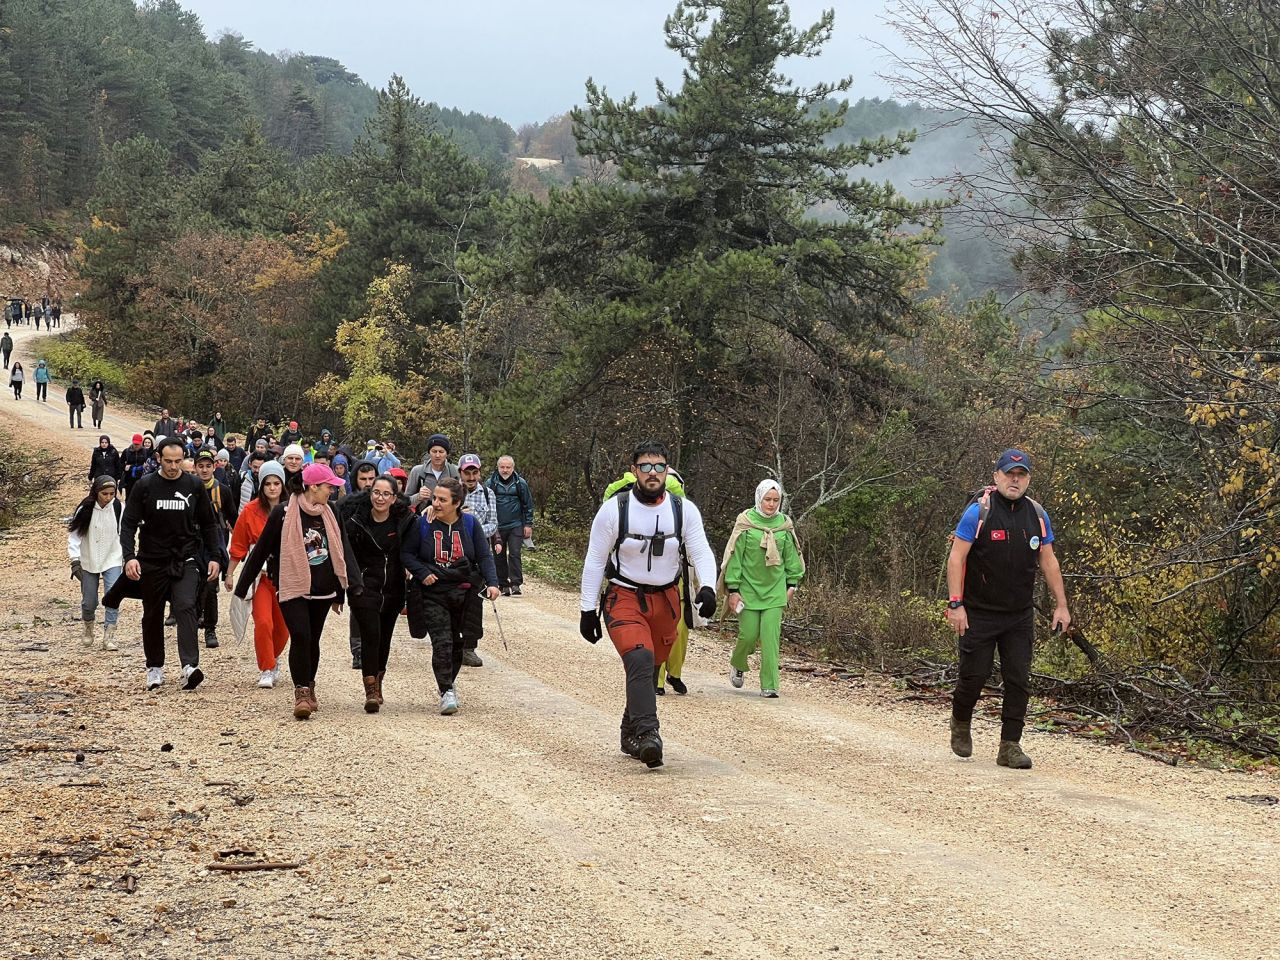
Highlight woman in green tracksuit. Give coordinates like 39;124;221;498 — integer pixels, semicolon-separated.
721;479;804;698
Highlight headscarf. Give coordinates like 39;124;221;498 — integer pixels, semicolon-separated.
755;479;782;513
716;479;804;594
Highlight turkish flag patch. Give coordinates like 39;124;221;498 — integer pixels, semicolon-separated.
990;530;1007;541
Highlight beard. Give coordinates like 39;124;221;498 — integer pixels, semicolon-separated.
634;481;664;504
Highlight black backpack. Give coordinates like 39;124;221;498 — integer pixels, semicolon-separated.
603;486;693;624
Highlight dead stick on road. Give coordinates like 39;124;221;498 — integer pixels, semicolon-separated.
207;861;300;873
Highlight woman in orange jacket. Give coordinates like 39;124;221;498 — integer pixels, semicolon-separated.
224;460;289;687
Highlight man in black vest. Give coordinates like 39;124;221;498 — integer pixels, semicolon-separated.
944;449;1070;769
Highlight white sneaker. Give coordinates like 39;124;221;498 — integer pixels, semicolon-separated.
257;670;275;689
761;689;779;699
82;620;95;646
270;665;282;685
181;664;204;691
730;667;745;688
101;624;118;651
146;667;163;690
439;689;459;715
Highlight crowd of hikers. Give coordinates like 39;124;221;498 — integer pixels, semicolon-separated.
66;404;1069;772
4;295;63;331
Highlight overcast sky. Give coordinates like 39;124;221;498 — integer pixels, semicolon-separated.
178;0;902;126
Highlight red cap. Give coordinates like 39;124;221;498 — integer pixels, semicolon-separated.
289;420;299;430
132;434;143;444
389;466;408;480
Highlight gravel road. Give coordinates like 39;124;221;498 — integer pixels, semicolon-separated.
0;324;1276;960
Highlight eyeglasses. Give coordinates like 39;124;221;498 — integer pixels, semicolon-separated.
635;462;668;474
370;489;394;498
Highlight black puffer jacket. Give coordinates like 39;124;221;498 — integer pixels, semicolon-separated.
89;443;122;481
343;494;414;609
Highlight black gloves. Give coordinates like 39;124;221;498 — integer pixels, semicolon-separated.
579;610;602;644
70;560;82;581
695;585;717;619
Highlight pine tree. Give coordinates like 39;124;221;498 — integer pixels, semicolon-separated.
497;0;937;476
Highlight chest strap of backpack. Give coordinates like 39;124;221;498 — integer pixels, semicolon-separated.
602;492;686;615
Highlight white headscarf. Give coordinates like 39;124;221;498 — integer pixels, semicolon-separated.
755;478;782;513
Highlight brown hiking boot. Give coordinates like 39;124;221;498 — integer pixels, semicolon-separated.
997;739;1033;769
309;682;318;712
293;687;313;720
950;717;973;758
363;676;380;714
375;670;385;705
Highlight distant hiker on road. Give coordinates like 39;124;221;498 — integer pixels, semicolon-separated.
234;463;361;720
579;441;718;769
66;377;86;429
154;409;177;437
487;455;534;596
34;360;50;402
1;330;12;368
120;434;148;499
68;475;124;651
945;449;1071;770
721;479;805;698
9;361;24;399
119;436;225;693
341;459;380;670
402;477;499;716
88;379;107;429
88;435;122;483
225;460;290;689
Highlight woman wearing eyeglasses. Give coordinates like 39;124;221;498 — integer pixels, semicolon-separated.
344;475;415;712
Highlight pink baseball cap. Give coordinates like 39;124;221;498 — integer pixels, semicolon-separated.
301;463;344;488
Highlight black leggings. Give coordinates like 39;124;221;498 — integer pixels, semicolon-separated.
35;381;47;401
11;382;21;399
351;596;401;678
280;597;333;687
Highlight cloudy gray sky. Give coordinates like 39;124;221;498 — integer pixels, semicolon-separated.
178;0;901;126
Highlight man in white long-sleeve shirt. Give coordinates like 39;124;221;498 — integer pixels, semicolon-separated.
579;441;719;768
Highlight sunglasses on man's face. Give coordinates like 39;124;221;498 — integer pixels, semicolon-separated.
635;462;668;474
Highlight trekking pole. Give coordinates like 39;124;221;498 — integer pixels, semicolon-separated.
489;597;510;651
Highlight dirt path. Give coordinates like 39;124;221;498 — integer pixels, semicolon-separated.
0;329;1276;960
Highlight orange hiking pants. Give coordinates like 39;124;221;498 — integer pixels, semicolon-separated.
603;583;680;666
252;577;289;671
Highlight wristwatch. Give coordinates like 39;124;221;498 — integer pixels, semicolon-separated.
947;599;965;610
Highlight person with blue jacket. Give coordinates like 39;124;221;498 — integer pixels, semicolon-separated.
402;477;499;716
486;456;534;596
33;359;51;402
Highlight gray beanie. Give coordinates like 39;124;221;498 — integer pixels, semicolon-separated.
258;461;286;487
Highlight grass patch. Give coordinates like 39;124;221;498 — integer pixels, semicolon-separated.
522;521;589;590
36;333;131;398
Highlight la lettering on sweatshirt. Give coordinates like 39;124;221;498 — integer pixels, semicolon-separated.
120;471;221;565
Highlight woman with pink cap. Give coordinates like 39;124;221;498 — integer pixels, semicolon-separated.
235;462;363;719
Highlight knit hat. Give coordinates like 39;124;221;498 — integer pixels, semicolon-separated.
282;443;305;460
427;433;451;454
257;460;286;487
215;449;230;462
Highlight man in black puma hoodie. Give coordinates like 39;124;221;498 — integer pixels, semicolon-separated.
120;436;225;692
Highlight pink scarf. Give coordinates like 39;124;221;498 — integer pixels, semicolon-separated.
277;493;347;603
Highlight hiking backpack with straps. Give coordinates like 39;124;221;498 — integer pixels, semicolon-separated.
603;486;694;624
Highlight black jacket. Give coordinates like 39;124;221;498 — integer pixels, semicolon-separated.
66;385;85;409
234;499;363;604
343;496;414;608
89;446;122;481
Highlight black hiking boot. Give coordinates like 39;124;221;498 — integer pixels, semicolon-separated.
950;717;973;758
667;676;688;696
636;732;664;769
997;740;1033;769
620;731;642;759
